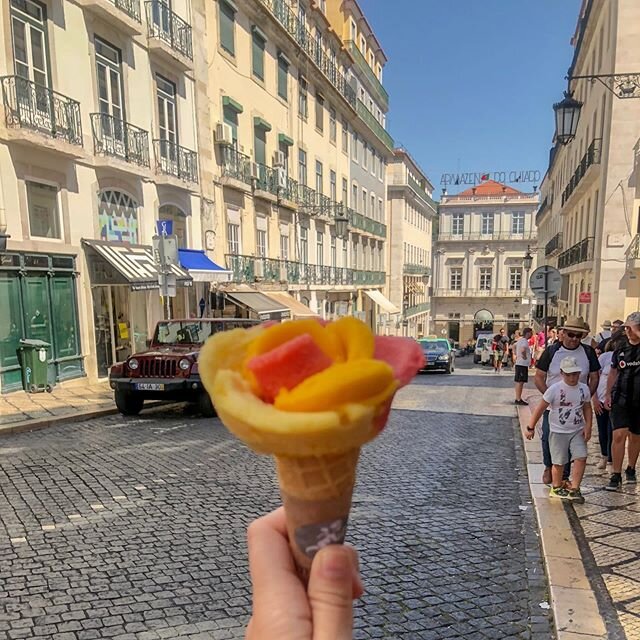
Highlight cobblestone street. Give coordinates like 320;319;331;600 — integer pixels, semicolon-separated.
0;359;552;639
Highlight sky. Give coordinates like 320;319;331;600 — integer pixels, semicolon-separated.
359;0;582;193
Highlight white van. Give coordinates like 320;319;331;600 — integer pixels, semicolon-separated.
474;332;494;364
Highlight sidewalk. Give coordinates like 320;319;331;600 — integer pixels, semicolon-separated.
517;387;640;640
0;379;115;434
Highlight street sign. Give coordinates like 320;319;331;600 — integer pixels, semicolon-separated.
579;291;592;303
152;235;179;266
529;265;562;295
158;272;177;297
156;219;173;236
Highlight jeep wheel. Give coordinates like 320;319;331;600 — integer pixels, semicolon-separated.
115;389;144;416
198;392;216;417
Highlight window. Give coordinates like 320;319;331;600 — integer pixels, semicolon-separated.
509;267;522;291
330;170;336;201
479;268;492;291
329;106;336;143
512;211;525;235
452;213;464;235
300;227;308;264
316;231;324;266
362;188;367;215
315;160;323;195
342;178;348;205
156;75;177;171
298;75;308;119
11;0;49;89
277;52;289;100
342;118;348;152
359;35;366;52
372;151;377;176
352;132;358;161
481;212;494;235
342;239;348;267
352;184;358;211
280;233;289;260
256;227;267;257
363;143;368;169
315;91;324;132
95;38;124;132
251;27;265;80
227;222;240;254
27;181;60;239
253;124;266;165
331;235;337;267
159;204;187;248
378;198;383;221
298;149;307;185
98;189;138;243
219;0;236;55
370;194;375;218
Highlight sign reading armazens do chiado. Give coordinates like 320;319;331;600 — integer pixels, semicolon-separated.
440;170;541;186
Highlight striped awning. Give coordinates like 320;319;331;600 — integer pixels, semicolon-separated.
83;239;192;290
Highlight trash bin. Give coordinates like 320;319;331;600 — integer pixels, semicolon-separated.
17;339;53;393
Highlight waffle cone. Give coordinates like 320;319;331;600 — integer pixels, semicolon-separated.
275;448;360;579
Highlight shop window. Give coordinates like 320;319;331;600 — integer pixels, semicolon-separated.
27;181;61;239
99;189;139;243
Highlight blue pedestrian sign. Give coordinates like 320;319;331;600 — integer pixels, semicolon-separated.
156;219;173;236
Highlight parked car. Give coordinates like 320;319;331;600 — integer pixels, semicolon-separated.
108;318;258;416
474;332;494;364
418;338;455;374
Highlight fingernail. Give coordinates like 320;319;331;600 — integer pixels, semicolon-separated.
319;546;351;579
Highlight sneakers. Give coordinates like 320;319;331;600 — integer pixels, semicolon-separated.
514;399;528;406
596;456;608;470
625;467;637;484
606;473;622;491
568;488;585;503
549;486;571;500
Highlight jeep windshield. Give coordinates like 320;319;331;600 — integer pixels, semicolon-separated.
420;341;449;354
152;320;258;346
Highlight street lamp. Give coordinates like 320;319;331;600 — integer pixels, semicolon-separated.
553;92;582;145
523;246;534;272
335;212;349;239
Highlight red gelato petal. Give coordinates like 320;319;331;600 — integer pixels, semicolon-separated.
374;336;425;387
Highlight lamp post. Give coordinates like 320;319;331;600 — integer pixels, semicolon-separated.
523;246;534;329
335;211;349;240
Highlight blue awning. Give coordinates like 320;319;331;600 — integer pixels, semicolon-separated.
178;249;231;283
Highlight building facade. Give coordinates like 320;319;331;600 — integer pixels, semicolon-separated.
0;0;210;391
536;0;640;327
432;181;539;343
205;0;395;328
387;148;436;338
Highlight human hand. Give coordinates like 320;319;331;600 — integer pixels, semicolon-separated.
604;394;612;411
583;427;592;442
525;427;535;441
593;398;603;416
245;507;363;640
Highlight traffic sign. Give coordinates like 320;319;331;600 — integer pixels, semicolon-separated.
529;265;562;295
156;219;173;236
579;291;592;303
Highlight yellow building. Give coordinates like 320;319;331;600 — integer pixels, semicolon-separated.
203;0;395;327
537;0;640;327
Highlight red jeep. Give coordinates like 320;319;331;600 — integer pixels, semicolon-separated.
108;318;258;416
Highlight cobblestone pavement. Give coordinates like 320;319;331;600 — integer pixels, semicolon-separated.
0;359;552;639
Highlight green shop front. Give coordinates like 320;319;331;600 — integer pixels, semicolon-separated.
0;252;83;393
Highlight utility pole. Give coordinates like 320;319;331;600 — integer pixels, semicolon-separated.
153;220;178;321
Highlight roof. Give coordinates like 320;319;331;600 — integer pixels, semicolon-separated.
457;180;524;196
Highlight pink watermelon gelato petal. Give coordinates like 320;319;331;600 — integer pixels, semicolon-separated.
374;336;425;387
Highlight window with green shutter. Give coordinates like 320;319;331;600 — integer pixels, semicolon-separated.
254;126;266;165
277;53;288;100
251;27;265;80
219;0;236;55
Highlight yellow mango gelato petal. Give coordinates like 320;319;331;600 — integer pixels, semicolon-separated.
274;359;396;412
326;316;374;360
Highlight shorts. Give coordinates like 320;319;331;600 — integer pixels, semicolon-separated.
514;365;528;383
549;429;588;465
610;405;640;434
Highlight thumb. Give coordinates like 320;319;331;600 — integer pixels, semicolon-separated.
308;545;355;640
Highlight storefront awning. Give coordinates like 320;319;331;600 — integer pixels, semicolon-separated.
83;239;192;290
264;291;318;318
178;249;231;283
364;289;400;314
225;290;291;321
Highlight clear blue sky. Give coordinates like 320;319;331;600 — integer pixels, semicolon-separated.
359;0;582;193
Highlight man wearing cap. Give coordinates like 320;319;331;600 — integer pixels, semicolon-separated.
593;320;613;349
597;319;624;354
535;317;600;485
604;312;640;490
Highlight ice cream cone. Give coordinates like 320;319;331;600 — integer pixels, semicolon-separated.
275;448;360;580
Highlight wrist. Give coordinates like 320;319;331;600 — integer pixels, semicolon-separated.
526;426;535;432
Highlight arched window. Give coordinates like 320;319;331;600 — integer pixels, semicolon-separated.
159;204;187;248
98;190;139;243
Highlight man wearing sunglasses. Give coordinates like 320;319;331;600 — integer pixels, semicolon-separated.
604;312;640;490
535;317;600;486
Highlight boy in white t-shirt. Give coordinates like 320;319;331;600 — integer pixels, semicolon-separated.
526;356;593;502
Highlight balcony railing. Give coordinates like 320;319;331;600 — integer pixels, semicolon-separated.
344;40;388;110
557;237;594;270
404;264;431;276
545;232;563;257
225;254;385;286
626;234;640;261
407;175;437;210
356;99;393;150
437;230;537;241
561;139;602;206
433;288;525;297
346;207;386;238
220;146;252;183
153;139;198;182
1;76;82;146
90;113;149;167
145;1;192;60
404;301;430;317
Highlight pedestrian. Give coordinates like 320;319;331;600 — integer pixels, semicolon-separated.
592;320;612;350
510;330;521;368
581;323;595;347
526;356;592;502
514;328;533;406
593;340;616;470
535;316;600;486
604;312;640;491
493;328;509;373
597;319;624;354
528;330;538;367
245;507;362;639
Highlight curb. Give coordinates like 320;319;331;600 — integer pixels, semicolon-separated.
516;393;608;640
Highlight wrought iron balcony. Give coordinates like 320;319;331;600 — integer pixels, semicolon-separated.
557;237;594;270
433;288;524;297
544;232;563;257
220;146;252;184
153;139;198;182
90;113;149;167
145;1;192;60
407;175;437;210
626;234;640;261
356;99;393;150
404;301;431;317
437;230;537;241
346;207;387;238
109;0;140;21
561;139;602;206
1;76;82;146
344;40;388;111
404;264;431;276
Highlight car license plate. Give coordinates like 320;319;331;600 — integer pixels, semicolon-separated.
135;383;164;391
